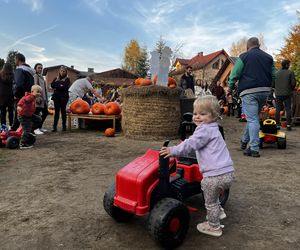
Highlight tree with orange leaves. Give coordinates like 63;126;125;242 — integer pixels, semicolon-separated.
275;12;300;86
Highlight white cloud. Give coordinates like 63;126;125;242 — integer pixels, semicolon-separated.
21;0;43;12
282;1;300;16
82;0;108;15
45;39;121;72
3;25;57;52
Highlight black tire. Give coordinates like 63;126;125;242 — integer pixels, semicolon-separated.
219;189;230;207
277;137;286;149
148;198;190;249
6;136;20;149
103;182;134;222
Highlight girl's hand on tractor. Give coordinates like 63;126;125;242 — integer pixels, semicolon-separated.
160;147;171;158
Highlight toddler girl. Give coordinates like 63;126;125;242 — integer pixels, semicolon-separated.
160;95;234;237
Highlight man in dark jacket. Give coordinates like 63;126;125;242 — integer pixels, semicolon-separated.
228;37;276;157
11;53;35;131
273;59;296;131
180;66;195;93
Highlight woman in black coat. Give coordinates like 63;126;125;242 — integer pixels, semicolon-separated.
0;63;14;127
50;66;70;132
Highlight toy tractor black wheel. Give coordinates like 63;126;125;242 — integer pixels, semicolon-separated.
103;182;134;222
148;198;190;249
6;136;20;149
259;138;263;148
219;189;230;207
277;137;286;149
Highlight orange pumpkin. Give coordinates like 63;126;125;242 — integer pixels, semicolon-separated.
262;106;269;113
135;78;142;85
104;128;115;137
168;77;176;87
48;108;54;115
104;102;121;115
268;108;276;117
139;79;152;86
91;103;105;115
280;110;285;116
70;99;90;114
223;106;228;114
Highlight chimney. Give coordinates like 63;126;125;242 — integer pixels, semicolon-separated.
198;52;204;56
88;68;94;73
70;65;74;69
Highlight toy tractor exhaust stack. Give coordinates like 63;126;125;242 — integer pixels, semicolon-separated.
157;140;171;199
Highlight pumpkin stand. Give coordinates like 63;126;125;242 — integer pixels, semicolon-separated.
121;85;181;140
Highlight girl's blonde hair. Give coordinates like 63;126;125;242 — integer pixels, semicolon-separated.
193;95;220;121
31;84;42;93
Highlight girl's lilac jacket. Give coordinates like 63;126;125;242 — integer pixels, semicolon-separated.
170;122;234;177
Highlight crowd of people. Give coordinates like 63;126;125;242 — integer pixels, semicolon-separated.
0;53;118;148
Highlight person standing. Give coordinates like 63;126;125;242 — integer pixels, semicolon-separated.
273;59;296;131
180;66;195;93
228;37;276;157
33;63;48;134
212;81;225;102
11;53;35;131
0;63;14;127
51;66;70;132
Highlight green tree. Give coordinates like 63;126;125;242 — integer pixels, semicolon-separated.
0;58;5;69
6;50;19;70
155;35;166;59
136;46;149;78
122;39;141;75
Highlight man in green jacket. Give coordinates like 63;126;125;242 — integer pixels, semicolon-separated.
273;59;296;131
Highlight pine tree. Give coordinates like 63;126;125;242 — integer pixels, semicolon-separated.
155;35;166;59
6;50;19;70
136;46;149;78
0;58;5;69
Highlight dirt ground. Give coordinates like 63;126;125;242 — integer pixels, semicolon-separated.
0;115;299;250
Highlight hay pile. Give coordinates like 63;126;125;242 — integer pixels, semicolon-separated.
121;85;182;140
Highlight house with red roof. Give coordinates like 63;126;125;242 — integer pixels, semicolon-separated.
170;49;230;87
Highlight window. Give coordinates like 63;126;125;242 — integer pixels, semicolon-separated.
212;60;219;69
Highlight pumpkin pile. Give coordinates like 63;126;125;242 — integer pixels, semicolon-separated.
70;100;122;115
134;75;177;89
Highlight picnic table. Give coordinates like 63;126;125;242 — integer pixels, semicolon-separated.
67;113;121;131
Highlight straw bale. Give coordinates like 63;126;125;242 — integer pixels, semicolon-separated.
121;85;182;140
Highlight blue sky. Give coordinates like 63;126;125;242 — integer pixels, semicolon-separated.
0;0;299;72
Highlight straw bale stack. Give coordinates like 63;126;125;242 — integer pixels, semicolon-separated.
121;85;182;140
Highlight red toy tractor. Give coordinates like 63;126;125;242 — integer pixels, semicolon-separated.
0;126;35;149
103;138;230;248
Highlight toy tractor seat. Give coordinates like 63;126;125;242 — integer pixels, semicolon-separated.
261;119;278;134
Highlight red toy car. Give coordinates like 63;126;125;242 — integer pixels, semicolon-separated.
103;140;230;249
0;126;35;149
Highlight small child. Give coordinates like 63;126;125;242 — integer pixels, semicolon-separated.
160;95;234;237
227;90;234;117
17;85;42;149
